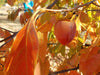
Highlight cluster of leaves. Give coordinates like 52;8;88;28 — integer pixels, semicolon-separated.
1;0;100;75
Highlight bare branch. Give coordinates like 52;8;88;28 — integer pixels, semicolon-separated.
49;64;79;75
42;0;96;12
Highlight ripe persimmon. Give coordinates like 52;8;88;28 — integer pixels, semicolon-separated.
54;20;76;45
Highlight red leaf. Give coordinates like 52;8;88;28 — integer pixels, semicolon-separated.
79;46;100;75
4;19;39;75
68;71;81;75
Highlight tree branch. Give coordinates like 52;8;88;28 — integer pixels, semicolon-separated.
49;64;79;75
0;32;18;50
42;0;96;12
47;0;59;9
92;2;100;7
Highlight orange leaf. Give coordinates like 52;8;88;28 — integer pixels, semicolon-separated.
79;46;100;75
4;18;39;75
40;58;50;75
37;32;48;62
68;71;81;75
7;0;16;6
37;22;53;33
0;30;13;50
37;32;50;75
50;15;57;25
34;0;47;9
79;11;90;24
0;28;5;38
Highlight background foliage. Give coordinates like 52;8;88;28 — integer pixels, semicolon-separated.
0;0;100;75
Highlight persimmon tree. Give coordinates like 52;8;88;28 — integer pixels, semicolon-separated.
0;0;100;75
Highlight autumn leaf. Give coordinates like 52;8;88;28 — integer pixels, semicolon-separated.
33;0;47;9
7;0;16;6
0;28;5;38
77;0;83;3
4;17;39;75
68;71;81;75
79;11;90;24
37;21;53;33
79;46;100;75
20;12;31;25
0;30;13;51
37;32;48;62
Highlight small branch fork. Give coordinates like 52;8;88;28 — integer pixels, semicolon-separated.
49;64;79;75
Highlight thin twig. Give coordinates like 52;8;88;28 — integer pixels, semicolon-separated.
0;32;18;49
49;64;79;75
92;2;100;7
47;0;59;9
43;0;96;12
47;43;57;46
0;32;18;42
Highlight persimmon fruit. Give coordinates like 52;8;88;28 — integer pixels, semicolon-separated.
54;20;76;45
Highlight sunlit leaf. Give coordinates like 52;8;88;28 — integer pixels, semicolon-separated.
50;15;57;25
79;46;100;75
7;0;16;6
68;71;81;75
4;17;39;75
0;30;13;51
68;54;79;67
40;12;51;24
75;17;82;34
40;58;50;75
37;21;53;33
79;11;90;24
37;32;48;62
